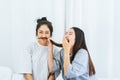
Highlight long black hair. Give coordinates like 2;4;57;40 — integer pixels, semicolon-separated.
36;17;53;36
51;27;96;76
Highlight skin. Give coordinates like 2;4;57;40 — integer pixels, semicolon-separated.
48;39;54;80
24;74;32;80
62;29;75;76
24;24;53;80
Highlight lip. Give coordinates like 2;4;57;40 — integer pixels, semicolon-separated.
38;37;48;40
41;38;47;39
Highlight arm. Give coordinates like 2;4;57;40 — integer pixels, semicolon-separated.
62;36;72;76
48;39;55;80
63;52;70;76
22;44;33;80
66;49;89;78
62;36;89;78
48;39;62;79
24;73;33;80
48;39;54;73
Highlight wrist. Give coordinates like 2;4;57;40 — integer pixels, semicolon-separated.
49;72;54;75
64;53;70;58
48;72;54;78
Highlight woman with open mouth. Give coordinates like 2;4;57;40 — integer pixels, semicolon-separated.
48;27;96;80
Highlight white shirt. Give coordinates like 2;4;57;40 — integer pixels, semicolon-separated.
20;42;58;80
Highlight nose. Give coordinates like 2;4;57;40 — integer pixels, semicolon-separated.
42;33;47;37
64;34;69;39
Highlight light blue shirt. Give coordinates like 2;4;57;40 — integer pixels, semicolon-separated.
53;48;96;80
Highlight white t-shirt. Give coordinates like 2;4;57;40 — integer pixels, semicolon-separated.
20;42;59;80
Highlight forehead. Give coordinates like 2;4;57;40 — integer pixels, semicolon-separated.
67;29;75;33
38;24;50;31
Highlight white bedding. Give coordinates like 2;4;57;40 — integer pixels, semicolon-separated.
1;66;120;80
0;66;13;80
0;66;25;80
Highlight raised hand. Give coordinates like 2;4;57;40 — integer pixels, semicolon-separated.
48;38;53;52
62;36;73;55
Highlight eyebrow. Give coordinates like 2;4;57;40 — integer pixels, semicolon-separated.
38;30;49;32
69;32;73;34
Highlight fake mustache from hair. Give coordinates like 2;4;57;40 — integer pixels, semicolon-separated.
50;38;69;47
38;37;48;39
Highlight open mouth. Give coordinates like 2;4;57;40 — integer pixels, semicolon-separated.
67;39;69;42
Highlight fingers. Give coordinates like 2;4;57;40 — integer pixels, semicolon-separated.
47;38;53;48
48;38;53;44
62;36;68;45
48;38;51;42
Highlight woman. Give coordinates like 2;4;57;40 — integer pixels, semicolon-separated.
48;27;96;80
21;17;57;80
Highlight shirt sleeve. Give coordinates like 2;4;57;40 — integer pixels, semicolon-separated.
19;45;32;74
53;49;63;78
66;49;89;78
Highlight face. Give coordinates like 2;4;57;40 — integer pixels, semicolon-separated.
64;28;75;46
36;24;51;45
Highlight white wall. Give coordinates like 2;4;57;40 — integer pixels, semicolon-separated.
81;0;114;78
0;0;12;68
114;0;120;79
0;0;120;79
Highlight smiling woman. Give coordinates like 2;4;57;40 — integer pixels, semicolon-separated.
36;17;52;46
16;17;59;80
48;27;96;80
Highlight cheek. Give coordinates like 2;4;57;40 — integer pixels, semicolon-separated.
37;33;41;37
69;37;75;43
69;35;75;40
47;34;51;38
72;38;75;44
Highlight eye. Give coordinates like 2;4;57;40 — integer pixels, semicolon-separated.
69;33;72;35
45;31;50;34
39;31;43;34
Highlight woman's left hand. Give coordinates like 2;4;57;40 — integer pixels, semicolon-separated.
48;38;53;52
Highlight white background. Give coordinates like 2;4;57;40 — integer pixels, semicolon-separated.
0;0;120;80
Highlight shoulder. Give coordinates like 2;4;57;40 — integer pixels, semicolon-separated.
53;46;60;52
27;42;38;49
54;48;64;58
24;42;38;53
74;49;88;61
77;49;88;56
52;46;61;56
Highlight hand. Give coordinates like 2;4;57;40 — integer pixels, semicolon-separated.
48;75;55;80
24;74;33;80
62;36;72;55
48;38;53;52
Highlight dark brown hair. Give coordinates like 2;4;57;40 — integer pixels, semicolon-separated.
36;17;53;36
